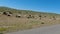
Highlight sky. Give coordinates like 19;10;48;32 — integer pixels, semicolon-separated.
0;0;60;14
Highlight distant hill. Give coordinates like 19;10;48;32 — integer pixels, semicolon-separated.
0;6;59;15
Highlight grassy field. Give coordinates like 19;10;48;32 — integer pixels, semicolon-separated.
0;6;60;33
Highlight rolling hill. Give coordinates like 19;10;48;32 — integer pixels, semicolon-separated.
0;6;60;33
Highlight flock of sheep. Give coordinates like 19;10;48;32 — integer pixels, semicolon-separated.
0;11;34;18
0;11;56;20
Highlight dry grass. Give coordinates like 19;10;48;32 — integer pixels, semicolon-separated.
0;7;60;34
0;14;60;33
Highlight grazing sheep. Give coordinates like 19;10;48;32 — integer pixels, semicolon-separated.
27;15;32;19
16;14;21;18
27;15;34;19
39;15;42;19
7;14;12;16
3;12;12;16
3;11;12;15
8;11;13;14
3;12;8;15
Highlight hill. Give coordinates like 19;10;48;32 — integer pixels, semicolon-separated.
0;6;60;33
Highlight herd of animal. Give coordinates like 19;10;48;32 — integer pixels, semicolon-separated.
0;11;56;20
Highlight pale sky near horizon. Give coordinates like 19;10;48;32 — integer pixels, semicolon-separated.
0;0;60;14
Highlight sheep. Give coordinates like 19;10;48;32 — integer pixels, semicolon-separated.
27;15;34;19
39;15;42;19
3;12;8;15
16;14;21;18
3;11;12;15
3;12;12;16
7;14;12;16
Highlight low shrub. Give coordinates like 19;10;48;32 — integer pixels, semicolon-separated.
0;33;3;34
41;22;44;24
0;28;7;32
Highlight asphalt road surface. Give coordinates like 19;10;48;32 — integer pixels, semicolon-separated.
6;24;60;34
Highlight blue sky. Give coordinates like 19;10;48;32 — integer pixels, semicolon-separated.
0;0;60;14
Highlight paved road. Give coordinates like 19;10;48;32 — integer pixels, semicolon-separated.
6;24;60;34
